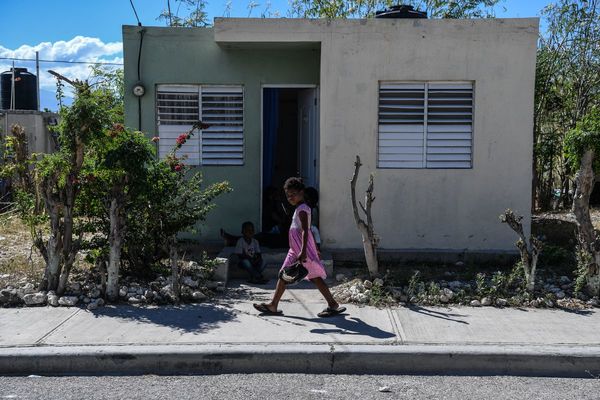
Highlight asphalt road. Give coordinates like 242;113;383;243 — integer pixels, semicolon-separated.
1;374;599;400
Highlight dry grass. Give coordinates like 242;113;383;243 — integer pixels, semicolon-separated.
0;211;45;286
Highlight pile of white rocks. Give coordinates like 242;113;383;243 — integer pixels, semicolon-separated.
0;261;225;308
331;276;389;304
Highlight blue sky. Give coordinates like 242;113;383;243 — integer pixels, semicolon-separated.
0;0;551;110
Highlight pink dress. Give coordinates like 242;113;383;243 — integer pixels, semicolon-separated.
280;203;327;280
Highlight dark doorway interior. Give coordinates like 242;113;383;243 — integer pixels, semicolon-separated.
262;88;299;238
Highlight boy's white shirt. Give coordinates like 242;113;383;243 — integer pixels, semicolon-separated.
311;225;321;245
235;237;261;258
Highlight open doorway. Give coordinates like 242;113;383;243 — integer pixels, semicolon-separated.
262;86;319;235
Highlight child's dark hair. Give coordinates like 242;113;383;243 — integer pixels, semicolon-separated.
305;187;319;208
241;221;254;232
283;177;304;192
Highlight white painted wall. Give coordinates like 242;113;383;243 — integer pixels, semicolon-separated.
215;18;538;252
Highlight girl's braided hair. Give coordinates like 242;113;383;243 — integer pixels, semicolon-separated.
283;177;304;192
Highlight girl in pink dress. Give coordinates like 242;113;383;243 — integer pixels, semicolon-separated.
253;177;346;317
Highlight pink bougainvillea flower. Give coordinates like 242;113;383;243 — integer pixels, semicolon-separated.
176;133;187;145
174;164;183;172
151;136;160;143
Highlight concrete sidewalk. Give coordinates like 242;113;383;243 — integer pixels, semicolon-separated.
1;280;599;377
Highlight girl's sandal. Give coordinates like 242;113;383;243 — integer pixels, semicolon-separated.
253;303;283;315
317;306;347;318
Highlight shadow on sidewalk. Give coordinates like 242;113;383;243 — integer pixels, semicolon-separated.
283;315;396;339
90;304;238;334
405;304;469;324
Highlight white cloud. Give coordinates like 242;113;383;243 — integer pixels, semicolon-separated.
0;36;123;98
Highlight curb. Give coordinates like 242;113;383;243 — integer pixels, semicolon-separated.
1;344;600;377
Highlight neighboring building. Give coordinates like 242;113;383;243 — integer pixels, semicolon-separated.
0;110;58;155
122;17;538;255
0;110;58;207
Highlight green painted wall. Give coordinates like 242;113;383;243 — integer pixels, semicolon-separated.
123;26;320;242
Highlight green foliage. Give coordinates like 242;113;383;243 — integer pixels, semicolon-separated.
564;107;600;171
407;270;422;297
158;0;209;27
288;0;502;18
534;0;600;209
474;265;524;299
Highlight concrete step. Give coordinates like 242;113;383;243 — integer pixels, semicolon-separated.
216;246;333;281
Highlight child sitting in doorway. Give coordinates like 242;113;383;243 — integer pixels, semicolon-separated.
234;221;269;284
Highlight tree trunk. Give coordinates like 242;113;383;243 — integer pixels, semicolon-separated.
106;193;125;302
170;236;180;303
572;149;600;296
501;209;542;293
41;203;63;292
350;156;379;277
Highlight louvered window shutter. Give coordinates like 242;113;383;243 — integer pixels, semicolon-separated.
201;86;244;166
156;85;201;166
426;83;473;168
377;83;426;168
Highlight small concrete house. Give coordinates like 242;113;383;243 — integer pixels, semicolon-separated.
122;17;539;258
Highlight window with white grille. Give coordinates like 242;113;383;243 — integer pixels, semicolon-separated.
156;85;244;166
201;86;244;166
378;82;473;169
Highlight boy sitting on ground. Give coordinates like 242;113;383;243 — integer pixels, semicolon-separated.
234;221;269;284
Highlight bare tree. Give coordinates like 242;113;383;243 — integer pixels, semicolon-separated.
350;155;379;277
500;209;543;292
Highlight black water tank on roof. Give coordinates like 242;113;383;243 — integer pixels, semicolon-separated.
1;68;38;110
375;5;427;19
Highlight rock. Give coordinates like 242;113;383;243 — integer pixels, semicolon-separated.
544;299;555;308
530;300;540;308
587;298;600;307
409;296;418;303
83;297;91;304
356;293;369;303
560;284;571;290
556;291;566;299
21;283;36;295
578;292;589;301
215;286;226;293
439;294;450;303
69;283;81;295
58;296;79;306
89;289;101;299
182;276;199;288
192;291;207;302
206;281;220;290
335;273;346;282
470;300;482;307
96;298;105;307
390;288;403;299
136;288;144;296
496;298;508;307
378;386;391;393
144;290;154;300
0;288;21;306
373;278;384;287
363;280;373;289
442;288;454;300
23;292;47;306
87;302;98;311
481;297;492;306
559;276;570;284
128;297;141;304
